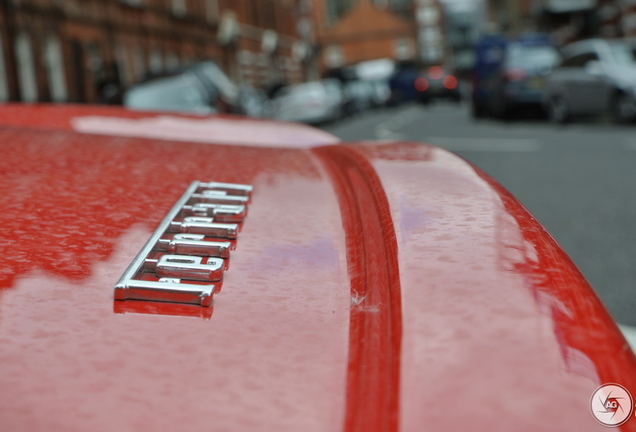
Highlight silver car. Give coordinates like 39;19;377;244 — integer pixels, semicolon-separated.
263;79;344;124
124;62;240;115
546;38;636;123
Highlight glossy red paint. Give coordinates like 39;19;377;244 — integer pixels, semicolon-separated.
313;146;402;432
362;143;636;431
0;122;350;432
0;104;339;148
0;106;634;432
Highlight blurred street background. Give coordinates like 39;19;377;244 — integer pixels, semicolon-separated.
1;0;636;324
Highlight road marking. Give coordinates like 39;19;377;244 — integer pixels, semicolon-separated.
375;129;405;140
426;137;541;152
374;105;422;140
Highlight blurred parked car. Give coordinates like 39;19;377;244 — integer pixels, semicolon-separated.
263;79;344;124
352;58;393;107
472;33;559;119
369;80;391;107
124;72;215;115
490;38;560;119
389;66;460;105
471;33;508;117
238;85;268;118
546;39;636;123
124;62;241;115
416;66;461;105
388;67;421;104
343;80;375;114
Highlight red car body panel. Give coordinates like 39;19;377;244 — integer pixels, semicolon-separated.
0;105;634;431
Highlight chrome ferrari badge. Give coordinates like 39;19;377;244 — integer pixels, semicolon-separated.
114;181;252;307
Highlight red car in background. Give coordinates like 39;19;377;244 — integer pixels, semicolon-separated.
0;104;634;431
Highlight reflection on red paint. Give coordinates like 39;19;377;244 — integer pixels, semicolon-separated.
364;142;434;161
113;299;214;320
0;127;320;290
0;144;351;432
0;104;340;148
478;166;636;391
354;142;636;431
313;145;402;432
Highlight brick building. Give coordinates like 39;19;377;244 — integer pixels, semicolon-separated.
313;0;419;73
0;0;309;103
486;0;636;45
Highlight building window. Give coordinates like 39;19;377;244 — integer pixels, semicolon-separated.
120;0;143;7
326;0;354;25
205;0;219;23
421;45;443;63
133;46;146;80
149;48;163;73
165;51;180;70
324;45;344;68
15;32;38;102
116;44;132;87
87;43;103;75
43;35;68;102
172;0;187;17
0;34;10;102
393;38;415;60
389;0;412;17
416;5;440;26
420;27;442;45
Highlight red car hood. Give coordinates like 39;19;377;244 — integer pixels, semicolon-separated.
0;105;634;432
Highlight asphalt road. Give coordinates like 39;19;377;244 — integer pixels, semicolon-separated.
321;101;636;326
